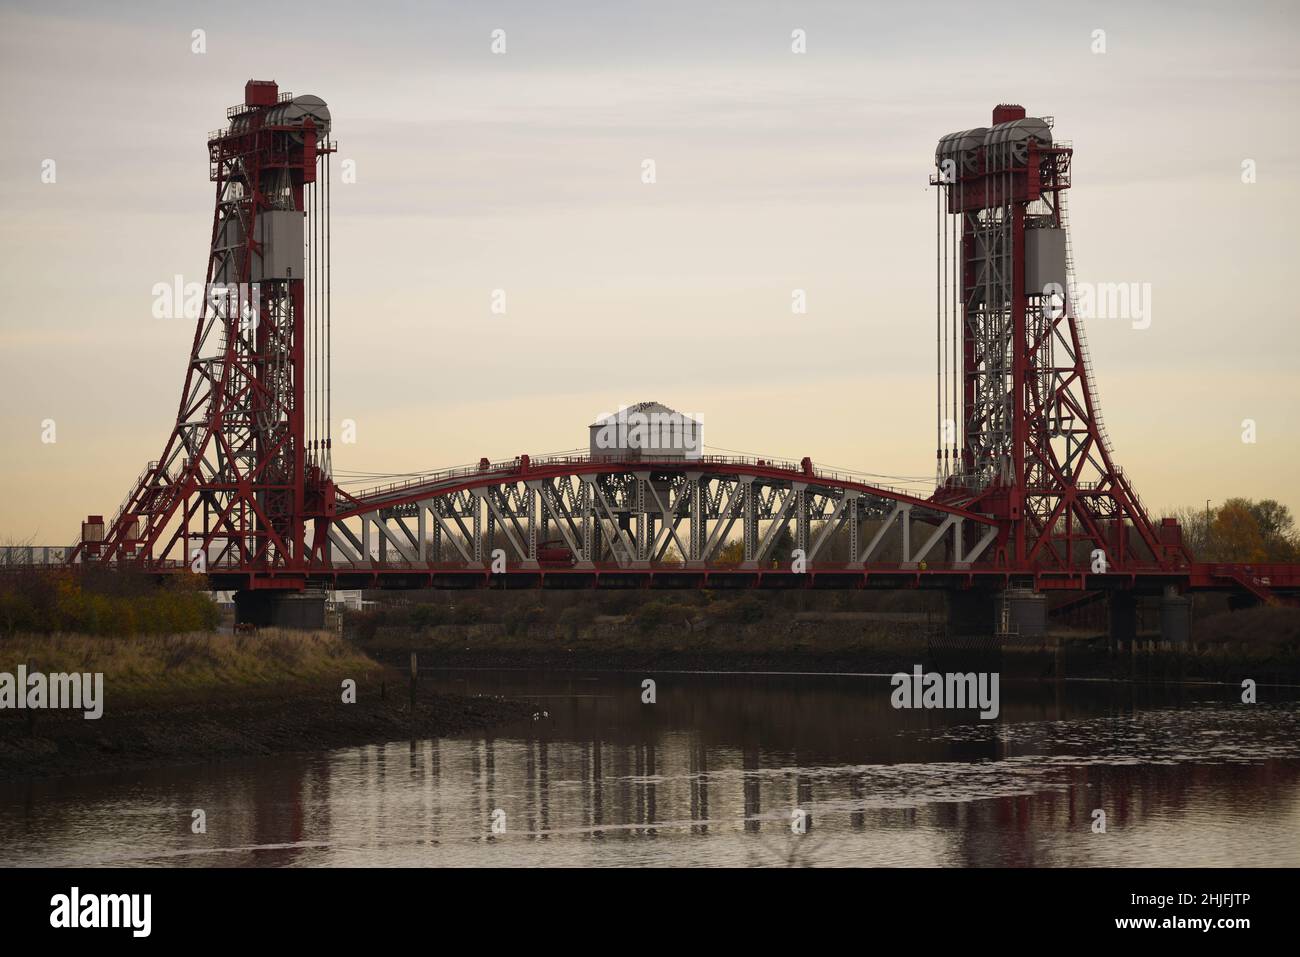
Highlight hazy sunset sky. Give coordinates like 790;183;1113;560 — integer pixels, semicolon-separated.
1;0;1297;544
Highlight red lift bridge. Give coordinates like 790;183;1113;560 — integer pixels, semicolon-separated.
61;83;1298;628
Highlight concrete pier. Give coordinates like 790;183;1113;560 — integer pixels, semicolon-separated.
234;591;326;629
1160;587;1192;645
947;589;998;638
999;587;1047;639
1108;592;1138;651
946;588;1048;639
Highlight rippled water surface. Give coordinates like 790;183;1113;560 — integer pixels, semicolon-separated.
2;670;1298;867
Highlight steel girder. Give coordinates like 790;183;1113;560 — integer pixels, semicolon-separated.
962;201;1014;488
322;461;998;572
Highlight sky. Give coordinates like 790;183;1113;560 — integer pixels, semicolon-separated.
1;0;1298;544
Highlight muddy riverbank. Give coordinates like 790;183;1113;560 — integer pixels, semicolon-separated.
0;681;535;781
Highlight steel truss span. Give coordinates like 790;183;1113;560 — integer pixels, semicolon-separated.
323;455;997;574
54;87;1300;604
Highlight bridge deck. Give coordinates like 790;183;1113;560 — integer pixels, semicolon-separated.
123;560;1300;598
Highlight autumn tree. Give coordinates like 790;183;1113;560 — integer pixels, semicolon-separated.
1210;500;1267;562
1165;498;1298;561
718;540;745;563
1245;499;1299;561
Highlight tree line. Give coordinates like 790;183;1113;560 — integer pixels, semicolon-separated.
1168;498;1298;563
0;570;220;636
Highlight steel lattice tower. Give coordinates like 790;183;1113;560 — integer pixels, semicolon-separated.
931;104;1186;573
73;80;336;574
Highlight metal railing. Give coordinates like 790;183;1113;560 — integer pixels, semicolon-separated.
225;92;292;121
343;450;939;507
109;461;156;530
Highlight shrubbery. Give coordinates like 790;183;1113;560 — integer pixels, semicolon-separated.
349;597;491;641
503;605;546;636
0;571;219;636
632;600;673;633
557;606;586;640
341;587;946;646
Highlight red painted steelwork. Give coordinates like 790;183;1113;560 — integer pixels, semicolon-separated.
57;90;1299;605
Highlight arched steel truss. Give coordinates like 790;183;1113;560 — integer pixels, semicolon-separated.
323;455;1000;572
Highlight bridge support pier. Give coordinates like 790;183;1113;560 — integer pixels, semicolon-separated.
1160;586;1192;646
999;588;1047;640
235;591;326;630
947;588;1050;641
947;590;998;639
1108;592;1138;652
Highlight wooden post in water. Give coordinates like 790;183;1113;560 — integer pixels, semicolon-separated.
26;656;36;737
409;652;418;712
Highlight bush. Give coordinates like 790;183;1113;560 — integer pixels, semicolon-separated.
598;592;641;616
408;604;448;630
451;599;485;625
557;606;587;640
705;596;765;625
350;607;389;642
0;571;219;637
503;605;545;637
632;600;674;634
734;596;765;624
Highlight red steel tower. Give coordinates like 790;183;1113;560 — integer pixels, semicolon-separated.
72;80;336;581
931;104;1186;574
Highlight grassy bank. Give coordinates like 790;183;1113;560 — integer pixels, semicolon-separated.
0;630;534;780
0;629;384;704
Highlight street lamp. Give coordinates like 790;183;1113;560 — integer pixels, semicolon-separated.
1206;499;1212;557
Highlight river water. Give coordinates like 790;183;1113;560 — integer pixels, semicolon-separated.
2;669;1298;867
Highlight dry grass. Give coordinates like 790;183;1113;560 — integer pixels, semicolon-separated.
0;629;383;701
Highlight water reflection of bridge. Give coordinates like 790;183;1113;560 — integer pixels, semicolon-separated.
5;675;1297;867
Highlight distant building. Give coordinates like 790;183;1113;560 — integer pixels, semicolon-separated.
589;401;703;461
0;546;68;566
329;590;365;612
